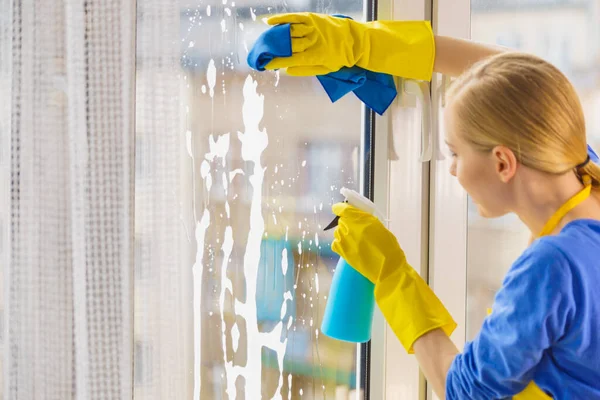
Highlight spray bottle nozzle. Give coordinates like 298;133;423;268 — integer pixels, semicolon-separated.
323;201;347;231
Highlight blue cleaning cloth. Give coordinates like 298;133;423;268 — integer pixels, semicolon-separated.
247;22;397;115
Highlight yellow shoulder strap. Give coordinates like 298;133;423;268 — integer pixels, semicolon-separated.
538;183;592;237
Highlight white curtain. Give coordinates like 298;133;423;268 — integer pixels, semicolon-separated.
1;0;135;399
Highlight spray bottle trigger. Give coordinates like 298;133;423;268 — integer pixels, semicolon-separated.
323;200;348;231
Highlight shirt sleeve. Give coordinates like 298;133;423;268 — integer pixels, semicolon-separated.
446;241;576;399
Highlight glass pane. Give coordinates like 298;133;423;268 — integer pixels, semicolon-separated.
467;0;600;340
135;1;366;399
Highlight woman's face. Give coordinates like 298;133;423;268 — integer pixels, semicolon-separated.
444;104;515;218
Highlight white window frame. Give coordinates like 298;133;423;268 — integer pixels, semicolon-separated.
427;1;471;399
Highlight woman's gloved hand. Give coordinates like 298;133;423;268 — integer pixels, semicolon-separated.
331;202;457;353
331;202;404;282
264;12;435;81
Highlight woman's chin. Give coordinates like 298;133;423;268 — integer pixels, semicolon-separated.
476;203;505;219
475;203;491;218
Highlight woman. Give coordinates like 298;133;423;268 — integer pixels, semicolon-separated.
264;13;600;399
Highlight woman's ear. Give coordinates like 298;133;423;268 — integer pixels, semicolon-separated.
492;145;518;183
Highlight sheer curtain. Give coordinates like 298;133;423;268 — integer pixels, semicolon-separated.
1;1;135;398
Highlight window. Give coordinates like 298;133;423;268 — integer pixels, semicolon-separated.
303;141;359;199
135;0;367;398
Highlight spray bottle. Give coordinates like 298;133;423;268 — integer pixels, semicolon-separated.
321;187;385;343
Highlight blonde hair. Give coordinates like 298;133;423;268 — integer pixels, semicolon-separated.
446;52;600;187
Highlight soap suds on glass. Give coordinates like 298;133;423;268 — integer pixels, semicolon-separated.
185;11;337;395
207;59;216;97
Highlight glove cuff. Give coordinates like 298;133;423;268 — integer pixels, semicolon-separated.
358;20;436;81
374;261;457;353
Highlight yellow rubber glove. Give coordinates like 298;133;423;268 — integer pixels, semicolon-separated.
331;202;456;353
264;13;435;81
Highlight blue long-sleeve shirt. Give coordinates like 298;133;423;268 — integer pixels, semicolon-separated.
447;219;600;399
